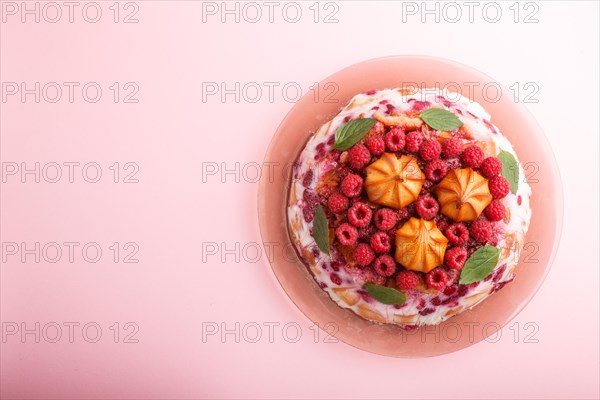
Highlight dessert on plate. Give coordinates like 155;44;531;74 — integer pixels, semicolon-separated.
287;87;532;328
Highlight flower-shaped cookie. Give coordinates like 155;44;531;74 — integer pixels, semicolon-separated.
434;168;493;222
365;153;425;209
395;217;448;273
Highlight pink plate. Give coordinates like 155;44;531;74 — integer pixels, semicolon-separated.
257;56;563;357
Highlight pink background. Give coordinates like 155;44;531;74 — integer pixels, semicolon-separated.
1;1;598;399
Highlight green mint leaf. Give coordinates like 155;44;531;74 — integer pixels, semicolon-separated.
498;150;519;194
333;118;376;150
459;245;501;284
312;205;330;255
419;108;463;131
363;283;406;305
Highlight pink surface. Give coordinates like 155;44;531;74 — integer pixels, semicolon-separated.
1;1;599;399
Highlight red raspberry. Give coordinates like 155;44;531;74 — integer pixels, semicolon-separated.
419;139;442;161
370;231;391;253
327;192;349;213
425;159;448;182
335;223;358;246
480;157;502;178
445;223;469;246
441;136;464;158
425;268;448;290
385;127;406;151
340;174;363;197
396;270;419;290
470;219;492;243
443;285;457;296
358;266;385;285
348;144;371;170
357;224;377;242
461;146;484;168
405;131;424;152
435;216;449;233
488;175;510;199
348;202;372;227
373;208;397;231
484;200;506;222
445;247;468;270
373;254;396;277
353;243;375;266
366;135;385;156
397;208;409;222
416;196;439;220
330;273;342;285
370;121;385;135
446;269;460;286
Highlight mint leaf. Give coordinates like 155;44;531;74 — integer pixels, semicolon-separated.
364;283;406;305
333;118;376;150
419;108;463;131
498;150;519;194
459;245;501;284
312;205;330;255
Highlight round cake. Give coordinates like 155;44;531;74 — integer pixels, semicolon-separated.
287;87;532;328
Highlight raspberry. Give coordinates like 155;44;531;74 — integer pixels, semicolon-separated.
370;121;385;135
335;223;358;246
302;190;318;223
385;127;406;151
446;269;460;285
419;139;442;161
445;247;468;270
435;216;449;233
480;157;502;178
348;202;372;227
411;100;430;112
340;174;363;197
327;192;349;214
416;196;439;220
420;179;434;194
396;270;419;290
484;200;506;222
443;285;457;296
397;208;409;222
425;268;448;290
445;223;469;246
405;131;423;152
441;136;464;158
470;219;492;243
425;159;448;182
302;170;314;187
366;135;385;156
374;208;397;231
353;243;375;266
330;273;342;285
446;158;462;169
373;254;396;277
348;144;371;170
357;224;377;242
488;175;510;199
370;231;391;253
419;307;435;316
358;266;385;285
461;146;484;168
